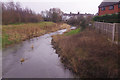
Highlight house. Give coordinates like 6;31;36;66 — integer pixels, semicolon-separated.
62;12;94;21
98;1;120;16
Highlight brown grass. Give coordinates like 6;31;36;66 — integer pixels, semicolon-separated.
2;22;70;47
52;28;119;78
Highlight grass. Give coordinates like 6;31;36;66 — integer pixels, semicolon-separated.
2;22;70;48
9;23;25;25
65;28;80;36
52;28;118;78
2;34;13;48
0;35;2;49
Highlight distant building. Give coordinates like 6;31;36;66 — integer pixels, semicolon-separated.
62;12;94;21
98;1;120;16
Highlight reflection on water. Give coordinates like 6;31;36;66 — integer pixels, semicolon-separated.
3;28;76;78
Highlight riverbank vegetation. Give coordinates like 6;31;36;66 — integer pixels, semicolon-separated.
65;28;81;36
66;15;93;30
2;22;70;48
2;2;43;25
41;8;63;23
1;1;70;48
52;28;118;78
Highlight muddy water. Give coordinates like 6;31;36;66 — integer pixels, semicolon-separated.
2;28;76;78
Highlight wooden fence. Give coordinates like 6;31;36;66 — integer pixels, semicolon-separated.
93;22;120;44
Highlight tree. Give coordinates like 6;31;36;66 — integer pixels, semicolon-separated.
41;8;63;22
2;1;43;25
67;14;93;30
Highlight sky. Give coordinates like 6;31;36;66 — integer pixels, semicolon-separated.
1;0;120;14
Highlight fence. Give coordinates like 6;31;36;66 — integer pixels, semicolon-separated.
93;22;120;44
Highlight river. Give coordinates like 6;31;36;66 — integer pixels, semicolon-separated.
2;28;76;78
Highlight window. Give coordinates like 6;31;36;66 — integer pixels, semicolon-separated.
109;5;114;10
118;4;120;8
101;7;105;11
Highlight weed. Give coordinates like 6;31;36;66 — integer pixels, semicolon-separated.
52;28;118;78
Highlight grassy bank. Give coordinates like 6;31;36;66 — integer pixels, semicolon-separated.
2;22;70;48
52;28;118;78
65;28;80;36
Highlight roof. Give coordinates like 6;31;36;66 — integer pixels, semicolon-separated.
63;13;94;16
98;2;120;8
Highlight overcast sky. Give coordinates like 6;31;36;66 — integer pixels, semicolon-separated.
1;0;120;14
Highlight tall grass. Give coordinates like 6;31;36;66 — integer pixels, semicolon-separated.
2;22;70;47
52;28;118;78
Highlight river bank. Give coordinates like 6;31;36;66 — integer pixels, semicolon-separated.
52;28;118;78
2;22;70;48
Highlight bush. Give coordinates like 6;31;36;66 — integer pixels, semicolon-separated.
93;13;120;23
67;16;92;30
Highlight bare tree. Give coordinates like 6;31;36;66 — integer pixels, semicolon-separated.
2;1;43;25
41;8;63;22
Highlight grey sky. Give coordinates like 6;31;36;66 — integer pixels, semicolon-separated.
1;0;120;14
103;0;120;2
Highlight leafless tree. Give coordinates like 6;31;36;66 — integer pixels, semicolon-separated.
2;1;43;25
41;8;63;22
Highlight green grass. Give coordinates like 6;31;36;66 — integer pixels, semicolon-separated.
9;23;25;25
2;34;13;48
65;28;80;36
0;36;2;49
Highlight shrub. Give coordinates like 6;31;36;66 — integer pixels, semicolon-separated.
67;16;92;30
93;13;120;23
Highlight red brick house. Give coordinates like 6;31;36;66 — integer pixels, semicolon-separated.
98;1;120;16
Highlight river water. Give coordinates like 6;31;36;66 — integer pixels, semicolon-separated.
2;28;76;78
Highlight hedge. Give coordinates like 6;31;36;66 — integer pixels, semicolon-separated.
93;12;120;23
